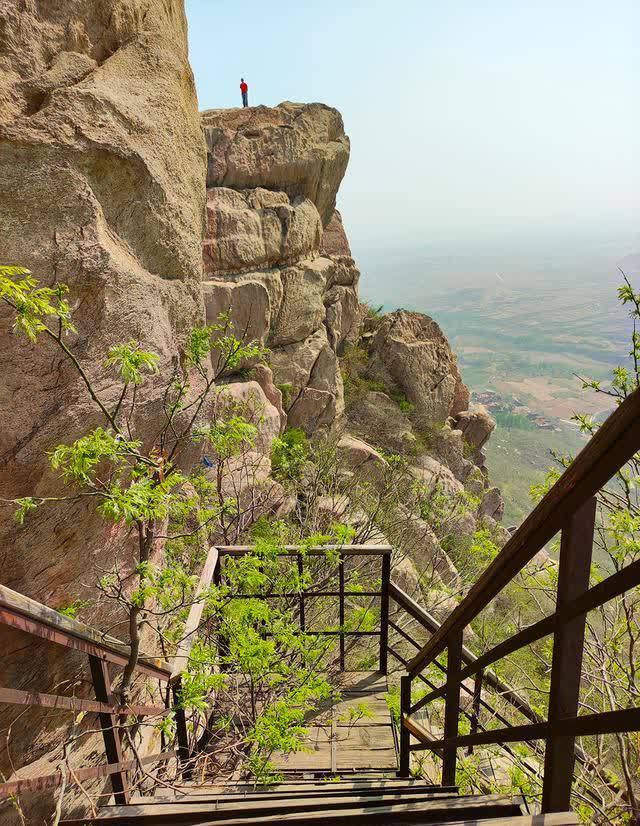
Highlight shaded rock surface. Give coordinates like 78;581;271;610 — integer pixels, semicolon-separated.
203;187;322;276
367;310;469;423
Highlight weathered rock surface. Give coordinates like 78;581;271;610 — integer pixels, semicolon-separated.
454;404;496;451
203;187;322;276
348;391;416;453
202;102;350;225
320;209;352;257
0;0;206;819
368;310;469;423
0;0;206;616
270;327;344;431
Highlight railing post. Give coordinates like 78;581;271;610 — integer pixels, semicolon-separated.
88;655;129;804
399;674;412;777
172;677;193;781
379;552;391;675
338;552;345;671
442;629;463;787
297;553;306;632
467;667;483;756
542;496;597;813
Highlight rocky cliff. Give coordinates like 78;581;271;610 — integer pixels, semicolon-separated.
0;1;206;817
201;102;359;434
0;11;504;812
199;103;505;611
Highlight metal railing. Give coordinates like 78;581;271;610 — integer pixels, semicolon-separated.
396;387;640;814
0;543;392;808
215;545;392;673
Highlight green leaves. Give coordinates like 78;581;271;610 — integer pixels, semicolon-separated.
271;428;309;482
49;428;141;485
13;497;38;524
99;471;186;525
0;267;76;341
195;416;258;460
105;341;160;385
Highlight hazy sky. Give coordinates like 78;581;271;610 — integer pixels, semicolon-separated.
185;0;639;250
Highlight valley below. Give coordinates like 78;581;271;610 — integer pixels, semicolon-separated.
357;232;639;524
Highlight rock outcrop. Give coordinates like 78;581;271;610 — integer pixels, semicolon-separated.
202;102;350;225
200;103;359;435
367;310;469;423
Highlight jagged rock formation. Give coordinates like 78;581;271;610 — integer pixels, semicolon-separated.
0;2;206;818
366;310;469;422
201;102;359;435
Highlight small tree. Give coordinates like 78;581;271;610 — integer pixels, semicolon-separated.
1;266;271;701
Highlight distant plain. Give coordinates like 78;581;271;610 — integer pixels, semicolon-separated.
355;229;639;524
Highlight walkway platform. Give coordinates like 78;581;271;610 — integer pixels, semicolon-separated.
271;671;398;775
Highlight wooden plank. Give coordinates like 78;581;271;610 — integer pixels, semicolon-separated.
217;545;392;556
399;676;411;777
170;546;219;681
542;498;596;814
297;554;305;631
0;586;171;680
70;795;521;825
467;668;483;755
89;655;129;804
126;781;458;803
379;553;390;674
407;387;640;676
415;721;547;751
441;630;462;786
167;778;450;794
434;817;579;826
338;553;345;670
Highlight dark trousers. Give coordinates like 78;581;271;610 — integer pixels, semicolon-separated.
242;91;248;107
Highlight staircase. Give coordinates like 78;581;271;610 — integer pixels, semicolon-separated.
60;778;578;825
3;391;640;825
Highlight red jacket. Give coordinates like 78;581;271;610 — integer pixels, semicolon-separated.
240;82;248;93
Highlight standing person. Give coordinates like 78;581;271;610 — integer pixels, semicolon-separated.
240;78;249;108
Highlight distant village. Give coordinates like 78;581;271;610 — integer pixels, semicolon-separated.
473;389;562;431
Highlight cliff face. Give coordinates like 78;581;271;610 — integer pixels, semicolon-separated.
201;103;359;434
0;0;206;595
0;1;206;813
199;103;504;608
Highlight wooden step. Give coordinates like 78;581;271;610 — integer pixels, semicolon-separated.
430;816;580;826
130;781;458;804
61;793;522;825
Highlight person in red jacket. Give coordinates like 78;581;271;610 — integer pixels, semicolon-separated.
240;78;249;108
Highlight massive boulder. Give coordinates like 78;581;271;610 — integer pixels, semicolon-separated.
367;310;469;423
0;1;206;817
453;404;496;452
202;102;350;225
0;0;206;603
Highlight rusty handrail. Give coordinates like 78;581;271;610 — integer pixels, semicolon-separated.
399;387;640;814
408;387;640;676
